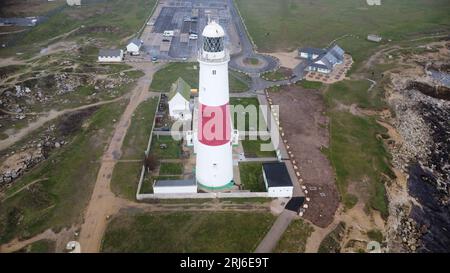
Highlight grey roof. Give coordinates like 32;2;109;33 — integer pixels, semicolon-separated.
262;162;293;187
168;77;191;101
308;62;332;70
154;179;196;187
128;38;142;47
98;49;122;57
309;44;345;70
328;44;345;60
299;47;326;55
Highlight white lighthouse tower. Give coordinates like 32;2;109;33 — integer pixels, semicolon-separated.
194;21;234;190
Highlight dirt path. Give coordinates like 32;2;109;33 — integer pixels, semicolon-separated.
0;96;125;152
77;63;161;253
0;226;77;253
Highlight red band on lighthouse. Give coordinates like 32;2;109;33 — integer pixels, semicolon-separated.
198;103;231;146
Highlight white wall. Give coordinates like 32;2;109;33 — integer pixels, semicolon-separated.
127;43;140;53
98;56;122;63
268;186;293;198
98;50;123;63
153;185;197;194
169;94;191;120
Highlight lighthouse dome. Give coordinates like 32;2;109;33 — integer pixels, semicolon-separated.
202;21;225;38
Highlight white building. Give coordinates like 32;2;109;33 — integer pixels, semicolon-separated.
168;78;192;121
367;34;382;43
153;179;197;194
126;38;143;55
66;0;81;6
98;49;123;63
299;44;345;74
262;162;294;198
194;21;234;190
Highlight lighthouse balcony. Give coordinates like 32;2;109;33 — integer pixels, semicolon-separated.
198;49;230;63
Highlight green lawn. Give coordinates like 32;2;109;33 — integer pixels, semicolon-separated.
121;97;159;160
241;138;276;158
159;163;183;175
238;162;266;192
230;97;265;132
244;57;260;65
324;79;386;110
325;111;392;217
298;80;323;90
321;77;394;216
150;135;182;159
0;102;126;244
150;62;250;92
110;162;143;200
235;0;450;69
274;219;314;253
262;69;288;81
101;212;275;252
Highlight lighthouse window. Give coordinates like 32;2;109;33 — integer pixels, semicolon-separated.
212;70;216;75
204;37;224;52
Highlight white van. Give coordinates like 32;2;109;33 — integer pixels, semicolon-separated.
163;30;174;37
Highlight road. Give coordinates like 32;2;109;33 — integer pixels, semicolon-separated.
255;210;297;253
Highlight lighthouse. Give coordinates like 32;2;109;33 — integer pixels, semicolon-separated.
194;21;234;190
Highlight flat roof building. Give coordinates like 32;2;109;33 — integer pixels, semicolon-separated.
98;49;123;63
153;179;197;194
262;162;294;198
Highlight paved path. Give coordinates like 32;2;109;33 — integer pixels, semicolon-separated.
77;63;162;253
255;210;297;253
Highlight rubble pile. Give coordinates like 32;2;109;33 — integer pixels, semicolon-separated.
0;148;45;185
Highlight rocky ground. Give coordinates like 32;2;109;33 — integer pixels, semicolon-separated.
0;107;98;192
384;41;450;252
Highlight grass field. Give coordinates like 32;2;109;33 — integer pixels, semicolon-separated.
101;212;275;252
274;219;314;253
121;97;159;160
110;162;142;200
0;102;126;244
324;80;386;110
235;0;450;69
230;97;264;132
150;135;182;159
159;163;183;175
0;0;157;57
241;138;276;158
238;162;266;192
298;80;323;90
323;84;393;216
149;62;251;93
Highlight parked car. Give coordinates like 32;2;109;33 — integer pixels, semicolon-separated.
189;33;198;40
163;30;174;37
151;56;158;62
